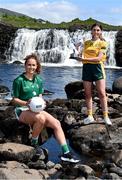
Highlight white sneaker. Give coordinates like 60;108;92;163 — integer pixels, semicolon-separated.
84;116;95;125
104;117;112;126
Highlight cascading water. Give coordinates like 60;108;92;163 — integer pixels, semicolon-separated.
6;28;117;67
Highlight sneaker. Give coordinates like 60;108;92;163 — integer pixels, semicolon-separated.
31;144;43;156
60;152;80;163
83;116;95;125
35;146;44;156
31;144;48;163
104;117;112;126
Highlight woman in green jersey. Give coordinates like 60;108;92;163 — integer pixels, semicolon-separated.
79;23;112;125
12;53;79;163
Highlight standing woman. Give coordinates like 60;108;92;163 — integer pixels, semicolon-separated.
80;23;112;125
12;53;79;163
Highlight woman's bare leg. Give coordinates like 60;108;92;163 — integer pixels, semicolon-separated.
96;79;112;125
83;81;93;115
19;110;67;145
96;79;108;112
19;110;45;138
41;111;67;145
19;109;80;162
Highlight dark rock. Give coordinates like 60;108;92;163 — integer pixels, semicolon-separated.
65;81;84;99
43;89;54;95
13;61;23;64
112;76;122;94
0;143;35;162
27;160;47;169
111;150;122;164
115;30;122;67
109;166;122;176
0;85;10;93
117;160;122;168
0;84;121;179
101;172;120;180
0;22;17;63
76;164;95;179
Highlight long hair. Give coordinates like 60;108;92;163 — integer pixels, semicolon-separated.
24;53;41;74
91;23;105;41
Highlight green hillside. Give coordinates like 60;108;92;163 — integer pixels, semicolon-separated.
0;8;121;31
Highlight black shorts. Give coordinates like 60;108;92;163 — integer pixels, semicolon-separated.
82;63;106;82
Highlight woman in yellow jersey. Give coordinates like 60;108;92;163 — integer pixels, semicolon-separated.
79;23;112;125
12;53;80;163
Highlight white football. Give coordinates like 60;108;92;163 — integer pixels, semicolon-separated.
29;96;46;112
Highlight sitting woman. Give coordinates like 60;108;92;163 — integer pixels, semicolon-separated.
12;53;80;163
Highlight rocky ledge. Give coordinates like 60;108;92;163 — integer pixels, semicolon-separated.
0;79;122;179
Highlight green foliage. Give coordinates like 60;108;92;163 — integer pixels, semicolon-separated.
0;14;122;31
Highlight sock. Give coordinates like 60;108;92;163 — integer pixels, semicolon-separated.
87;109;93;117
31;136;39;146
103;111;108;118
61;144;70;154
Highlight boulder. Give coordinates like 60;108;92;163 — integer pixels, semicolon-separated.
112;76;122;94
115;30;122;67
0;22;17;62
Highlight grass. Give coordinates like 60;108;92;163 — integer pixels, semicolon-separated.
0;13;122;31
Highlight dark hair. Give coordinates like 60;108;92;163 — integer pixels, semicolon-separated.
24;53;41;74
91;23;103;31
91;23;105;41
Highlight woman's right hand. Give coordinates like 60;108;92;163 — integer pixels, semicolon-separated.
26;99;32;109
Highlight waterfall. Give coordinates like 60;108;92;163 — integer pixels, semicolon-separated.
7;28;117;67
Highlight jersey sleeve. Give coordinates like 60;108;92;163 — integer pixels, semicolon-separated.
39;80;44;94
12;78;22;98
100;41;108;62
36;75;44;94
100;41;107;54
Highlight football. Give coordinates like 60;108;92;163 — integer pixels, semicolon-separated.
29;96;46;112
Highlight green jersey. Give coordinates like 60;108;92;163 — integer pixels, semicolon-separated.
12;73;44;101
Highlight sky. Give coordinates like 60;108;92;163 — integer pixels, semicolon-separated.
0;0;122;26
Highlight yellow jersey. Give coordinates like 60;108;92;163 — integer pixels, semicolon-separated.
82;39;107;64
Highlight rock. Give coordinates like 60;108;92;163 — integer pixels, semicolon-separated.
115;30;122;67
112;76;122;94
0;161;28;169
0;168;43;179
109;166;122;176
0;85;10;100
76;164;95;179
65;81;84;99
27;160;47;170
101;172;120;180
111;150;122;164
46;161;55;169
0;84;121;179
0;22;17;62
0;142;35;162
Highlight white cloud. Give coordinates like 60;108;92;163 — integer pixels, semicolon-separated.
0;1;80;23
111;8;122;14
0;0;122;25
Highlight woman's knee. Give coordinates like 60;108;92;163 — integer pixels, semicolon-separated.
54;120;62;130
47;118;62;130
85;90;92;98
98;91;106;99
35;114;46;125
85;93;92;101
